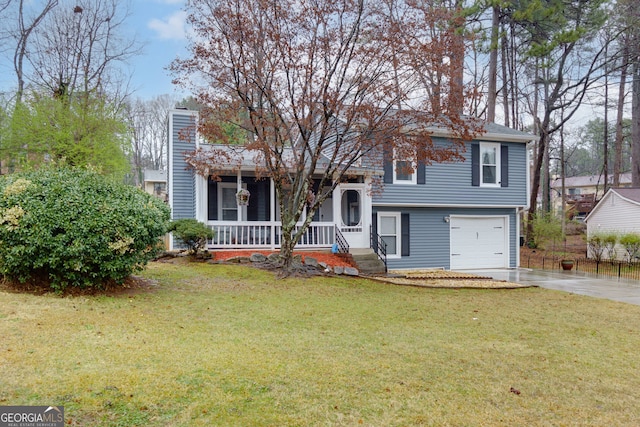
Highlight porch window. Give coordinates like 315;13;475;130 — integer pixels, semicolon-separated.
218;183;239;220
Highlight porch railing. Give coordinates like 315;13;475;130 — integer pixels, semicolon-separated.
334;227;350;254
370;225;388;273
207;221;337;250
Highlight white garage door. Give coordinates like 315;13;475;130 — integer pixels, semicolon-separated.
450;216;508;270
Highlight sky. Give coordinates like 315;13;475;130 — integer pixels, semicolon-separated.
128;0;189;100
0;0;190;101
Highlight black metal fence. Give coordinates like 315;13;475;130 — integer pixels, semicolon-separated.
522;255;640;281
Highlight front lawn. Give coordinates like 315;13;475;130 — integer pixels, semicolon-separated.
2;260;640;426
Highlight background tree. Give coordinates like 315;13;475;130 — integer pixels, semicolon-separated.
172;0;481;272
0;0;58;103
0;0;140;178
125;94;178;186
1;91;130;177
25;0;140;106
511;0;609;238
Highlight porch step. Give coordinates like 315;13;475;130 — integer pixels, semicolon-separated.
349;249;387;275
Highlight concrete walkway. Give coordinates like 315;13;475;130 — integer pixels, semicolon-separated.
465;268;640;306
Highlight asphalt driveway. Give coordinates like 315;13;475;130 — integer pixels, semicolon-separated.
466;268;640;306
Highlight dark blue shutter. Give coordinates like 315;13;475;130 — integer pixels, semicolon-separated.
371;212;378;242
471;143;480;186
501;145;509;187
417;160;426;185
401;213;410;256
383;146;393;184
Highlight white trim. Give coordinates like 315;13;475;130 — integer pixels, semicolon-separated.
218;182;247;221
480;142;501;187
373;202;526;208
195;175;207;223
377;212;402;259
167;112;175;251
393;159;417;185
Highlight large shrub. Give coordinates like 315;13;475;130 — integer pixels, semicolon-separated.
0;168;170;291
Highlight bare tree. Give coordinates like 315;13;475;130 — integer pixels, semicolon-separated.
172;0;481;272
1;0;59;102
25;0;140;105
126;94;177;185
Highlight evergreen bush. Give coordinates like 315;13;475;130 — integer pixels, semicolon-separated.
0;168;170;291
167;218;214;255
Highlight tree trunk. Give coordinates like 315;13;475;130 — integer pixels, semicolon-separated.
448;0;465;116
487;5;499;123
500;25;510;128
603;44;609;194
614;45;629;187
632;57;640;187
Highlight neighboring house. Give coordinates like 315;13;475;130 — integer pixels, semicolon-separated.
550;173;632;219
143;169;167;200
167;108;536;270
585;188;640;260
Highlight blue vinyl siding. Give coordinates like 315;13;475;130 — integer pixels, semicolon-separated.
374;139;527;206
374;207;518;270
170;111;197;220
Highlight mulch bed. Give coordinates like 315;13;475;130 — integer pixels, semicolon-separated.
212;250;355;268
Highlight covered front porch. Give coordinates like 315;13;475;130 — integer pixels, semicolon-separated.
193;172;372;251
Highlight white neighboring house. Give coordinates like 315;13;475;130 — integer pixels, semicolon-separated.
585;188;640;260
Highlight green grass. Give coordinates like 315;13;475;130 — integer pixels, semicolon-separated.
2;260;640;426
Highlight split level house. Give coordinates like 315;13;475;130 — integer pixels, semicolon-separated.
167;108;537;271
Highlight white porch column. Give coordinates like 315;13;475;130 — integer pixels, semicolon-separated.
195;175;208;223
237;171;243;221
270;178;276;250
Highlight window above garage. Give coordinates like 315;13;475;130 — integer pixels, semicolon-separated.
471;142;509;188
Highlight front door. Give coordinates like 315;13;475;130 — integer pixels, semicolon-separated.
338;184;368;248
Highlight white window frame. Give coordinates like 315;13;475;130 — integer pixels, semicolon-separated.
393;149;417;184
377;212;402;259
480;142;501;187
218;182;246;221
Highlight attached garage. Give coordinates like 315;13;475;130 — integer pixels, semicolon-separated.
450;216;509;269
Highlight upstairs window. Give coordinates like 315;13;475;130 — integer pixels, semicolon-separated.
480;143;500;186
472;142;507;187
394;159;416;184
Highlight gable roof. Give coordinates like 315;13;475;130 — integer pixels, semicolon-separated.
613;188;640;203
585;187;640;223
551;173;632;189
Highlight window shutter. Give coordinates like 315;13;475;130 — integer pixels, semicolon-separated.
417;160;426;185
401;213;410;257
501;145;509;187
383;146;393;184
371;212;378;240
471;143;480;186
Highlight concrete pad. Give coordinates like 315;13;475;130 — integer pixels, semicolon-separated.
462;268;640;306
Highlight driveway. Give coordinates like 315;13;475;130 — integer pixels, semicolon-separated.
465;268;640;306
